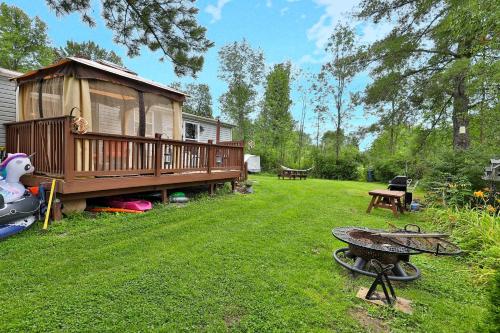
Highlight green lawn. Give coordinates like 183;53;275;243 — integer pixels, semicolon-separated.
0;176;487;332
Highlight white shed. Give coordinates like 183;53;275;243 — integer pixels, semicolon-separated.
182;112;235;143
244;154;261;173
0;67;22;147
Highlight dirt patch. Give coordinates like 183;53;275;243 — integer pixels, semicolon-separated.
224;313;242;329
349;308;389;333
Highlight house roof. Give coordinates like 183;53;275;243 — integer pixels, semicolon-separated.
182;112;236;128
13;57;187;101
0;67;22;78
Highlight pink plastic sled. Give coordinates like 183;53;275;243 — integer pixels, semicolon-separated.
105;198;153;211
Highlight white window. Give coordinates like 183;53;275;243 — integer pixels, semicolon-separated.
184;121;199;141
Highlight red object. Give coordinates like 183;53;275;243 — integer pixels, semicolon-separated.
105;198;153;211
28;186;39;196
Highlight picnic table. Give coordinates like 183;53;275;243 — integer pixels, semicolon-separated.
366;189;405;217
278;165;312;180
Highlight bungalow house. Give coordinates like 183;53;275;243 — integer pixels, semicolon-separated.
5;57;244;211
0;67;22;147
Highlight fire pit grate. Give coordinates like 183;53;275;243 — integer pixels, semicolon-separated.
332;227;420;255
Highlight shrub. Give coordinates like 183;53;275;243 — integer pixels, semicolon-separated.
424;174;472;208
425;207;500;283
311;155;359;180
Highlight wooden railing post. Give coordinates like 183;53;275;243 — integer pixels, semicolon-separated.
154;134;162;177
64;117;75;181
207;140;212;174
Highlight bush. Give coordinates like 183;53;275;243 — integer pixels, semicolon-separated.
422;148;491;190
370;156;407;182
424;174;472;208
311;155;359;180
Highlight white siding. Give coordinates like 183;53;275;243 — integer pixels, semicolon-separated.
0;74;17;146
199;122;216;143
220;127;232;142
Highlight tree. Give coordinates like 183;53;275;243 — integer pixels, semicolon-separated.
319;24;360;161
56;40;123;65
356;0;499;150
293;68;313;166
218;39;265;140
0;3;54;71
256;62;294;164
182;83;213;118
45;0;213;77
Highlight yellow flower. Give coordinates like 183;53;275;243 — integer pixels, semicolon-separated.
474;191;485;198
486;205;496;213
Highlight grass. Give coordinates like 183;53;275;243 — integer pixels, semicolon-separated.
0;175;488;332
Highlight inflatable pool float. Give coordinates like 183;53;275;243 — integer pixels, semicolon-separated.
0;193;40;225
105;198;152;211
0;215;37;240
169;196;189;203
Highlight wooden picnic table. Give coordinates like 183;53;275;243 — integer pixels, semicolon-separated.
366;189;405;217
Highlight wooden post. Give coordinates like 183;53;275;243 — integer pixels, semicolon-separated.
231;180;236;192
154;134;162;177
161;189;169;204
208;183;215;196
64;117;75;181
216;119;221;143
207;140;212;174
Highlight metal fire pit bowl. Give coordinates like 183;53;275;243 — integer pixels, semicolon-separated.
332;226;421;281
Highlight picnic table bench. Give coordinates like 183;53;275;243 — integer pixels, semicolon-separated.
366;189;405;217
278;165;312;180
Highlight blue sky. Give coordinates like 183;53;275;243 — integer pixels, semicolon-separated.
8;0;392;149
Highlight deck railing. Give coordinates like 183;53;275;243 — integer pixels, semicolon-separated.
5;116;244;180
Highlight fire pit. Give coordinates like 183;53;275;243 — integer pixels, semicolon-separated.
332;226;421;281
332;225;461;281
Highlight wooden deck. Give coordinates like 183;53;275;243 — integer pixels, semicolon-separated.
5;116;245;201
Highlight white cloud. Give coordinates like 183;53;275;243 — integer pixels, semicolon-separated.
280;7;289;16
205;0;231;23
307;0;358;50
306;0;394;51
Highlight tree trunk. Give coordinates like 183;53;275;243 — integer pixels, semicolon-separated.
335;110;341;161
452;72;470;150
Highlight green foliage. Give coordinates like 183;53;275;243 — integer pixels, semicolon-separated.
423;148;492;190
0;3;54;71
56;40;123;65
424;174;473;208
311;154;359;180
356;0;499;150
182;83;213;118
254;62;294;165
425;207;499;283
45;0;213;77
485;269;500;333
218;39;264;140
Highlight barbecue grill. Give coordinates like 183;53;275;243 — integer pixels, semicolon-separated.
388;176;412;207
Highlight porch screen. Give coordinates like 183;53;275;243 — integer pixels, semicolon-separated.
88;80;138;135
19;76;64;120
141;93;174;138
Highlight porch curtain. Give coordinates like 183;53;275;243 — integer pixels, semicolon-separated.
88;80;138;135
18;76;64;120
143;93;174;138
172;101;182;140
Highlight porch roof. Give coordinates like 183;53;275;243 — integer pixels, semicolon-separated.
12;57;187;102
